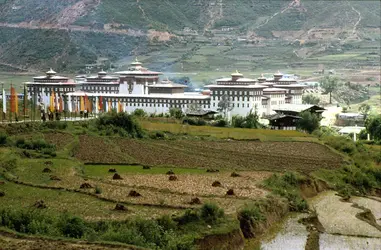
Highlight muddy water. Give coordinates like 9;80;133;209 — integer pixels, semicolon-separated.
351;196;381;226
309;191;381;237
319;234;381;250
260;214;309;250
257;191;381;249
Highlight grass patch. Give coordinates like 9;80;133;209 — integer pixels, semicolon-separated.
83;165;207;177
262;172;308;212
139;121;313;141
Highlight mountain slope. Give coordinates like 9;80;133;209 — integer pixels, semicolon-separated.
0;0;379;72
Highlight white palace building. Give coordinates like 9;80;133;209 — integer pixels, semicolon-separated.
26;59;304;118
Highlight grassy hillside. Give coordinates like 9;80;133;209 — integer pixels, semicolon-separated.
0;0;379;72
0;114;380;249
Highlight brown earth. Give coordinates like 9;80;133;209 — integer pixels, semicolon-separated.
112;138;343;173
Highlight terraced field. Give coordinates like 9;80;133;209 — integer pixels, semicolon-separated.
108;137;343;173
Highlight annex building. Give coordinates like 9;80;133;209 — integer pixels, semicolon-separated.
26;59;305;118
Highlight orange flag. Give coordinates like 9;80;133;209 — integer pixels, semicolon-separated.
10;86;18;114
50;91;55;112
59;96;63;112
80;96;84;111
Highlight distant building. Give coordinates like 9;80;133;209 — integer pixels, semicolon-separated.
26;60;308;118
26;69;76;103
269;104;325;130
79;70;119;94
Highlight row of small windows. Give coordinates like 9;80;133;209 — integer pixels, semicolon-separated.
211;90;262;96
28;87;75;93
129;103;211;109
103;98;209;104
83;86;119;91
212;103;252;108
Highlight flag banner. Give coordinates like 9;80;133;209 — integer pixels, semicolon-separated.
10;86;16;113
80;96;84;111
55;93;58;110
59;96;63;113
15;90;18;115
50;91;54;112
2;88;6;114
108;100;112;112
99;96;103;111
84;95;88;111
23;84;27;115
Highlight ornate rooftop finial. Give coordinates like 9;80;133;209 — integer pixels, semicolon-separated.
135;57;138;62
46;68;56;75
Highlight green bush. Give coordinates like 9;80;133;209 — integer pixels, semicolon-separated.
59;216;86;238
95;186;102;194
42;121;68;130
176;209;200;225
169;108;184;119
96;112;145;138
238;205;265;224
0;157;18;171
213;119;227;127
133;109;147;117
200;203;224;223
0;132;7;145
262;172;308;212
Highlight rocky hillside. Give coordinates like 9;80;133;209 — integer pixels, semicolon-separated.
0;0;379;72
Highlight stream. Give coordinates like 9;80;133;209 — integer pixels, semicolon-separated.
257;191;381;250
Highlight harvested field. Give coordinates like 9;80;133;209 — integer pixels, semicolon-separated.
112;139;343;173
74;135;134;163
43;132;74;151
108;171;271;198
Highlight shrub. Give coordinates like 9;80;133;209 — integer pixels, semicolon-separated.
263;172;308;212
95;186;102;194
42;121;68;130
176;209;200;225
157;215;176;231
96;112;145;138
213;119;227;127
200;203;224;223
169;108;184;119
0;133;7;145
133;109;146;117
59;215;86;238
0;157;18;171
238;205;265;224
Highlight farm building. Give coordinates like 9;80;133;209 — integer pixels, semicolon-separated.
268;114;301;130
267;104;325;130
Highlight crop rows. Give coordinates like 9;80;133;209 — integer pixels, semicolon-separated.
110;138;343;173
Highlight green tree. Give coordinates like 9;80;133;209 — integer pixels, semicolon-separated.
358;104;371;118
320;76;341;104
217;95;233;119
365;115;381;141
169;108;183;119
133;109;146;117
297;111;320;133
302;94;320;105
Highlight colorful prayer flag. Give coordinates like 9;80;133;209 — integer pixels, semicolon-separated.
80;96;84;111
2;88;6;114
